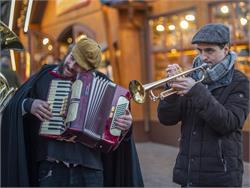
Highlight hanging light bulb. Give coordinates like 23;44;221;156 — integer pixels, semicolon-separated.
42;38;49;45
220;5;229;14
156;24;165;32
168;24;175;31
240;17;248;26
185;14;195;21
180;20;189;29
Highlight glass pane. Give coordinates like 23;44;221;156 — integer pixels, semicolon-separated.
210;1;250;78
149;9;197;80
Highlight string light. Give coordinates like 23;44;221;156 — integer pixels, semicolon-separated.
240;17;248;26
220;5;229;14
180;20;189;29
168;25;175;31
156;24;165;32
185;14;195;21
42;38;49;45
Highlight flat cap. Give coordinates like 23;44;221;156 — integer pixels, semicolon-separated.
192;23;230;44
72;37;102;70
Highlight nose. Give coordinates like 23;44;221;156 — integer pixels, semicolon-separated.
200;52;208;62
68;61;75;70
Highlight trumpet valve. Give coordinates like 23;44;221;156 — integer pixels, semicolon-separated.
149;90;158;102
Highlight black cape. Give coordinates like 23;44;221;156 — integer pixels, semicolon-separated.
1;64;144;187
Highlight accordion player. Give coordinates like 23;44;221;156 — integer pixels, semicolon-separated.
40;71;131;153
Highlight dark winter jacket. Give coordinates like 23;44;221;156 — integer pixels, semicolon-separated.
157;70;249;187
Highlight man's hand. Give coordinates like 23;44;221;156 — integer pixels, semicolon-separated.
114;109;133;131
31;99;52;121
166;64;183;87
166;64;182;77
171;77;196;96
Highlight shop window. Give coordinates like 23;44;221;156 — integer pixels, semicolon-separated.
149;9;197;80
30;30;57;73
210;1;250;77
97;49;113;81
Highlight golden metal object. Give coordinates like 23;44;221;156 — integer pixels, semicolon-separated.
0;21;24;50
0;73;15;113
129;64;209;104
0;21;24;112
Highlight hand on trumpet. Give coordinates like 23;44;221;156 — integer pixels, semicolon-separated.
166;64;196;96
166;64;182;77
171;77;196;96
166;64;183;87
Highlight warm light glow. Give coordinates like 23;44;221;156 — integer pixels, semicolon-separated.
42;38;49;45
25;52;31;78
115;50;121;57
76;34;87;42
185;14;195;21
220;5;229;14
48;44;53;51
10;50;16;71
67;37;73;43
24;0;33;32
240;17;248;26
167;50;197;57
180;20;189;29
8;0;16;30
168;25;175;31
171;49;177;54
239;2;245;7
156;24;165;32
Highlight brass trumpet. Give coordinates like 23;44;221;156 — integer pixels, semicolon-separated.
129;64;209;104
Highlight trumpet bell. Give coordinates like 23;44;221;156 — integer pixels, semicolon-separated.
129;80;146;104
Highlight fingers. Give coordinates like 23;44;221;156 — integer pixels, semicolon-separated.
171;77;196;96
114;109;132;131
166;64;181;77
31;99;52;121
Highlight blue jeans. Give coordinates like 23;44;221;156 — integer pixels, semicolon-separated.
38;160;103;187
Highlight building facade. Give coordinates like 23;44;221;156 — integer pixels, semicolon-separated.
12;0;250;161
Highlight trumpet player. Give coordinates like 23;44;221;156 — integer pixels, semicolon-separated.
158;23;249;187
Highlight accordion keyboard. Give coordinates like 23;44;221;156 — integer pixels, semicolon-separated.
110;96;129;136
40;80;72;136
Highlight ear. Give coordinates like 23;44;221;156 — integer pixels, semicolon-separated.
224;44;230;54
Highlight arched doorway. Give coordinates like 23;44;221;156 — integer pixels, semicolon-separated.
57;23;96;60
57;23;113;80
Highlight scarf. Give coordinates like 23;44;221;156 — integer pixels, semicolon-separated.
191;51;237;91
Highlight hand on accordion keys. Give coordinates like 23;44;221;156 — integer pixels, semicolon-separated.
30;99;52;121
113;109;133;131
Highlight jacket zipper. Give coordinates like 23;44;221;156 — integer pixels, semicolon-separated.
218;139;227;172
187;105;195;186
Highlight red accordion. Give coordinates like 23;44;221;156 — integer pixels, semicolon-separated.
40;71;130;152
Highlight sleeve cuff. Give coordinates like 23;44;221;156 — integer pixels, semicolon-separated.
23;98;34;113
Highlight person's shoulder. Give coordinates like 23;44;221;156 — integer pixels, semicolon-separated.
41;64;57;70
233;69;249;83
